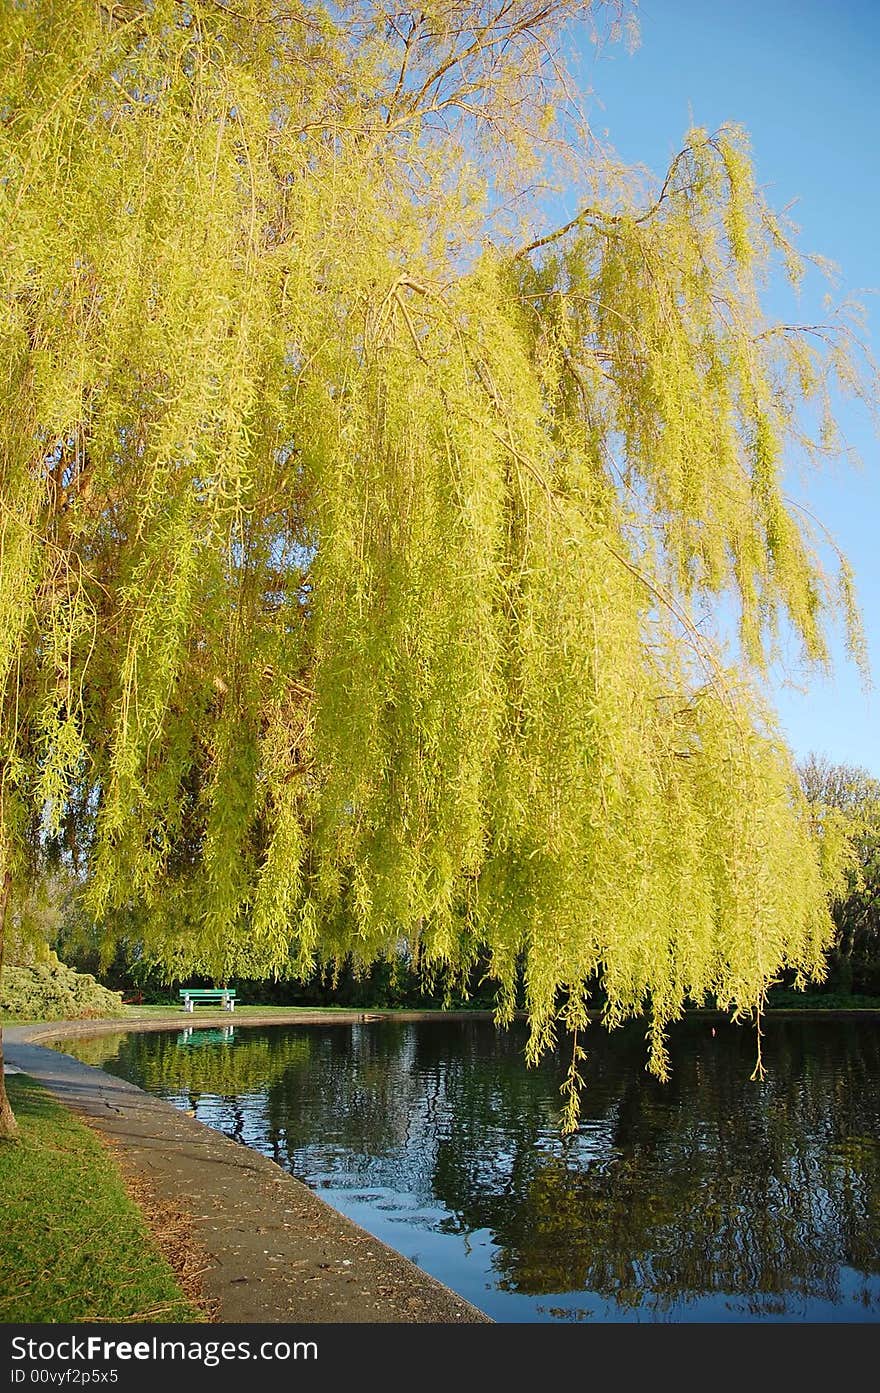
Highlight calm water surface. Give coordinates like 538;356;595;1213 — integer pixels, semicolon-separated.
57;1018;880;1322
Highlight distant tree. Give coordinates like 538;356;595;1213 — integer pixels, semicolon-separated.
0;2;876;1137
799;755;880;993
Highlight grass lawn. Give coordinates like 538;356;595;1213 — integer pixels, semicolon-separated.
0;1074;205;1323
0;1003;366;1026
122;1003;360;1015
117;1003;478;1021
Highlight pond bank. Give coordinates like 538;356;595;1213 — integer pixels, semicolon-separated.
6;1004;879;1323
4;1017;491;1324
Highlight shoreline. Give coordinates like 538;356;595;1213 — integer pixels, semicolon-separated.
4;1016;491;1325
8;999;880;1051
4;1004;878;1324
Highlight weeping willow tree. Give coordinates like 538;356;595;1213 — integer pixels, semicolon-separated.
0;0;874;1138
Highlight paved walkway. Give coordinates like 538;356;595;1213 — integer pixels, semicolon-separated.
4;1017;491;1324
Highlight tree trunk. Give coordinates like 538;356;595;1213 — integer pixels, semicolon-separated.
0;868;20;1142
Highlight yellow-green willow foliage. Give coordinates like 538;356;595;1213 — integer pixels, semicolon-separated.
0;2;873;1124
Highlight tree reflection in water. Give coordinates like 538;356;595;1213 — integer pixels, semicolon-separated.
61;1018;880;1321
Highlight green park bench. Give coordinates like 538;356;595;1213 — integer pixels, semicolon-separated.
179;988;236;1013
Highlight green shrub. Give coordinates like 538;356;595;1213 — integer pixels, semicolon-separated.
0;962;123;1021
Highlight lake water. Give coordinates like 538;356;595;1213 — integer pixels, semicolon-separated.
56;1016;880;1322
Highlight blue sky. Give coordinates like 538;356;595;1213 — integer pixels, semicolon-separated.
571;0;879;776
